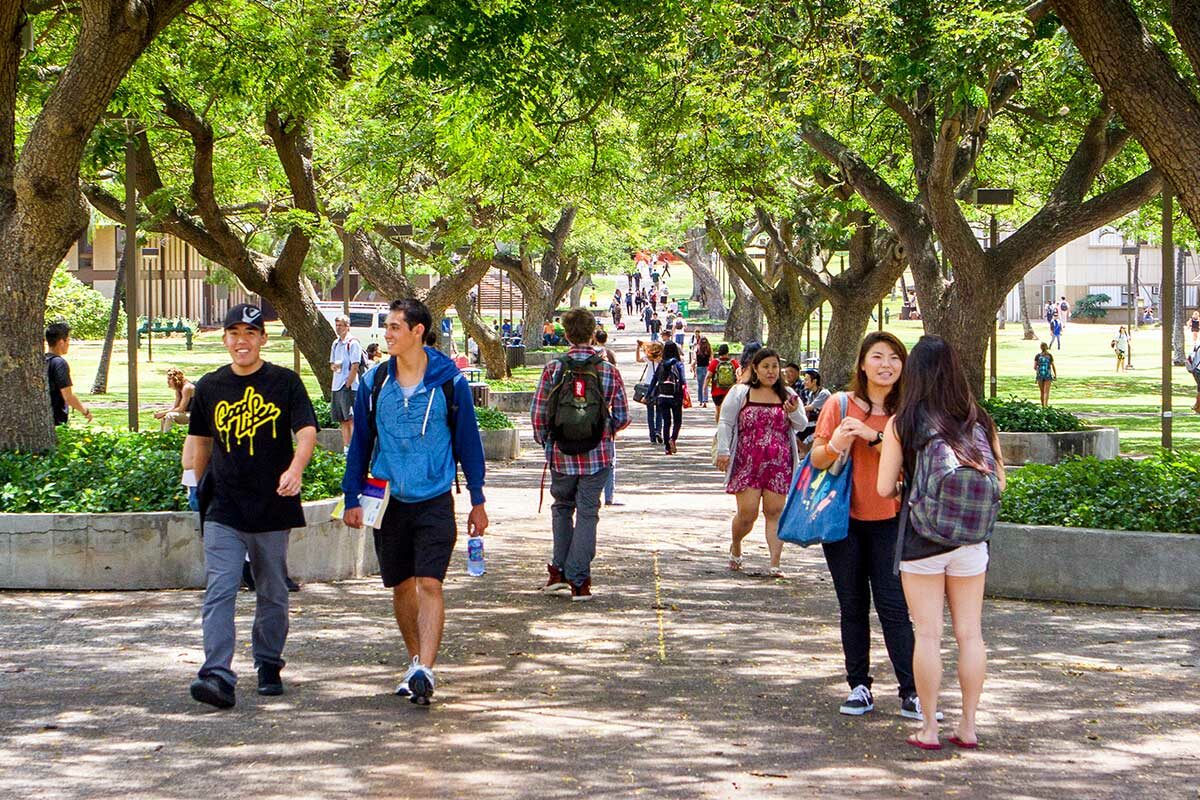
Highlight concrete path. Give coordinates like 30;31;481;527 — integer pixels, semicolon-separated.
1;324;1198;799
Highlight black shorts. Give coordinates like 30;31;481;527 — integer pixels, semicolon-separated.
713;392;728;407
372;492;457;587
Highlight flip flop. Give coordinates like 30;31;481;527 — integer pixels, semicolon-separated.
947;735;979;750
728;547;744;571
906;735;942;751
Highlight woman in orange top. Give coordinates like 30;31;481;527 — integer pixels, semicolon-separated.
810;332;923;722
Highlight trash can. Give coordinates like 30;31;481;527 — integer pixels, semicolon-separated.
505;343;526;368
678;299;690;318
469;382;490;408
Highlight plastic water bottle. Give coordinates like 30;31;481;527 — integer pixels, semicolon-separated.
467;536;486;577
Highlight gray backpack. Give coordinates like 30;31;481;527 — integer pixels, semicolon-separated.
905;425;1001;547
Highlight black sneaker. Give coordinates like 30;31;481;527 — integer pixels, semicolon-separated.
839;684;874;716
190;675;236;709
900;694;943;721
241;561;255;592
257;663;284;696
285;574;301;592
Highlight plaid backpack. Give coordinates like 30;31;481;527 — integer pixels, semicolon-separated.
906;425;1000;547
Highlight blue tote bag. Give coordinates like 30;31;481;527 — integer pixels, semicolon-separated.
777;393;852;547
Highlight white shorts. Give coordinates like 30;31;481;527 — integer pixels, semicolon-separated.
899;542;989;577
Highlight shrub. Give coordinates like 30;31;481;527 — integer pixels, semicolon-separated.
999;451;1200;534
474;407;515;430
1073;293;1111;321
982;397;1085;433
44;266;125;340
0;427;345;513
312;397;334;428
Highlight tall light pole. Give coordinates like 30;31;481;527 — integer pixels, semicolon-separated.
1121;241;1140;369
972;188;1014;399
124;123;141;431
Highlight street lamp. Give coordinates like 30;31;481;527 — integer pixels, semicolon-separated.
972;188;1014;399
1121;240;1140;368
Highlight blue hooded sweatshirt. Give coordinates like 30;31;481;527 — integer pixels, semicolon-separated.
341;347;486;508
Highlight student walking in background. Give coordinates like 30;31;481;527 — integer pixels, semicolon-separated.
810;332;922;721
714;348;808;576
1113;326;1129;372
1049;316;1063;350
44;322;93;426
877;334;1006;751
1191;311;1199;346
1034;344;1056;408
648;341;686;455
636;340;664;443
693;336;713;407
707;344;740;422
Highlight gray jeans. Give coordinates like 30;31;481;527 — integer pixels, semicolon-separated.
550;468;610;585
200;522;290;686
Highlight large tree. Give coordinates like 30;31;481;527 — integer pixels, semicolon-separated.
1;0;193;451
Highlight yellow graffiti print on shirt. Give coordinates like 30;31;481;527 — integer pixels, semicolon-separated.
213;386;281;455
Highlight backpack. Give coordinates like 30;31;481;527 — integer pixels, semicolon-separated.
1187;346;1200;374
713;358;737;390
905;426;1000;547
655;359;681;401
546;354;609;455
1035;353;1053;381
367;359;460;493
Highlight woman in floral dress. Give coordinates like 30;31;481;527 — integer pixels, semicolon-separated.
714;348;809;576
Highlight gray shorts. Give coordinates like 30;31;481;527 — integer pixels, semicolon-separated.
331;387;356;422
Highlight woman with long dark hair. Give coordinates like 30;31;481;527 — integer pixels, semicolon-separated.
877;335;1005;750
693;336;713;407
714;348;807;576
811;332;921;720
648;341;686;454
636;341;664;443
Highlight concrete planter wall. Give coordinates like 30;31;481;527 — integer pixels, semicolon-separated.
480;428;520;460
986;522;1199;610
997;427;1119;465
0;499;378;591
488;391;536;413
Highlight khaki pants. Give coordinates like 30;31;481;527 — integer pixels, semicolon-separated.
160;411;190;432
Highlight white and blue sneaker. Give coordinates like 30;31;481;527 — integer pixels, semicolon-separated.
408;662;436;706
900;694;944;721
839;684;874;716
394;656;421;698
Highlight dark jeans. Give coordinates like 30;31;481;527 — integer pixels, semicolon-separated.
657;399;682;443
646;401;659;440
822;516;915;699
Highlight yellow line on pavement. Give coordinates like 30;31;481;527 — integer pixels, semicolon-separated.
653;549;667;662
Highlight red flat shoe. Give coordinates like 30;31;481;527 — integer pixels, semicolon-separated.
947;735;978;749
906;735;942;751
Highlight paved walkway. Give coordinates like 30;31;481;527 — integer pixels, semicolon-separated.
2;326;1198;799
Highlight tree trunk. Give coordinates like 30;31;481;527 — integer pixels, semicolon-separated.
1051;0;1200;232
568;277;585;308
455;296;508;379
920;280;1005;397
1018;276;1037;340
680;227;727;319
266;276;336;397
724;271;762;344
1;265;59;451
91;252;128;394
820;300;877;391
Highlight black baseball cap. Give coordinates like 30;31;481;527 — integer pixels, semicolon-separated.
223;303;265;331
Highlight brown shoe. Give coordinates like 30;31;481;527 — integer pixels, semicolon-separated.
543;563;569;594
570;578;593;602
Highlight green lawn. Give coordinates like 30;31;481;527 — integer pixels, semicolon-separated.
52;278;1200;455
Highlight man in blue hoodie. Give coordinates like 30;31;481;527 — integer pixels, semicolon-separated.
341;298;488;705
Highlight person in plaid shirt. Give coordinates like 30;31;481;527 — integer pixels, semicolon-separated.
530;307;630;601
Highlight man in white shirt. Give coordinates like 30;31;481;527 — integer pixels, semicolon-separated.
329;315;362;449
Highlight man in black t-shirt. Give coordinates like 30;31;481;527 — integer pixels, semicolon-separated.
44;322;92;426
185;304;318;709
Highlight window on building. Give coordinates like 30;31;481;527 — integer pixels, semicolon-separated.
1088;285;1127;307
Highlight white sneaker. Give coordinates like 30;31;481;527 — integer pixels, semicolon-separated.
839;684;874;716
408;662;436;705
394;656;421;697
